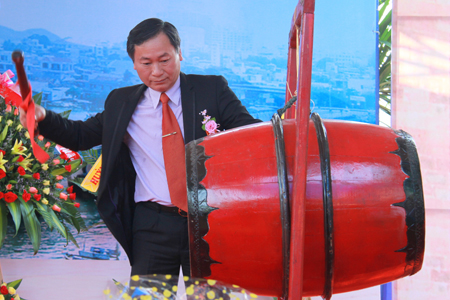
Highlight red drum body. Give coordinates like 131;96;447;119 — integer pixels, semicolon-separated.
186;118;425;297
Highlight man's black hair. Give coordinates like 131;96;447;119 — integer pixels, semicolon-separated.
127;18;181;60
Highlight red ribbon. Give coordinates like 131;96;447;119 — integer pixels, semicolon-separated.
21;89;49;163
1;70;49;163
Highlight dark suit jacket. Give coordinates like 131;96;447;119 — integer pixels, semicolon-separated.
39;73;260;263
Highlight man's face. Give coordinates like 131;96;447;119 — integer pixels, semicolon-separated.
133;32;183;92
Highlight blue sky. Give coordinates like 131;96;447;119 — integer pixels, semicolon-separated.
0;0;377;56
0;0;296;50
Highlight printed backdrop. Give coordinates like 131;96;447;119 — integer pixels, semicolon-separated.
0;0;377;260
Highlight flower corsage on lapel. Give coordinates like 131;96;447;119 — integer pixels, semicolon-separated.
200;109;220;135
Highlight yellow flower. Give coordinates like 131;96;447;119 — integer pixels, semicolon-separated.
0;116;2;122
8;287;15;294
14;295;19;300
43;180;50;186
16;124;23;131
42;198;49;205
41;163;49;171
24;131;30;139
18;153;33;172
43;188;50;195
0;152;7;172
11;140;27;156
0;294;4;300
6;120;13;126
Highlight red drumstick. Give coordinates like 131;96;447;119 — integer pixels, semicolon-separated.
11;50;31;105
11;50;49;162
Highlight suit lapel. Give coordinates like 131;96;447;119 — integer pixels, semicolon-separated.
180;73;196;144
114;84;147;144
102;84;147;192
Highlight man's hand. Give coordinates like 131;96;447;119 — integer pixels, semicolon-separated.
19;104;46;132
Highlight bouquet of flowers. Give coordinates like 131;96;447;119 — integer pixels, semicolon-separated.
0;92;87;254
0;279;23;300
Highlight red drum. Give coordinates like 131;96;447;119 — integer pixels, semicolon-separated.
186;116;425;297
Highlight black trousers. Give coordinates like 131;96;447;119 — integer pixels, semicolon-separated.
131;201;190;276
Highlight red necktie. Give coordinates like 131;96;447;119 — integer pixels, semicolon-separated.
160;92;188;213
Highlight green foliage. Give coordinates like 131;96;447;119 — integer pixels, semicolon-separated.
379;0;392;118
79;148;101;167
19;197;41;254
0;93;87;253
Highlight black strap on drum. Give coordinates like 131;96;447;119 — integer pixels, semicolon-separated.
271;113;291;300
311;113;335;300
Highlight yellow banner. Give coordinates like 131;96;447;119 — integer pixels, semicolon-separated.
81;154;102;193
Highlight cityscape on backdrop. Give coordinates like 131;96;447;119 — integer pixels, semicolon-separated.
0;0;377;260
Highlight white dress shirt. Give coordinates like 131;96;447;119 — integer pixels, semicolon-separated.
123;76;184;206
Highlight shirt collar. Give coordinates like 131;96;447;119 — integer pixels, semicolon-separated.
147;75;181;109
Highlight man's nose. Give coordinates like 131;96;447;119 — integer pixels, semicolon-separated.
151;64;164;76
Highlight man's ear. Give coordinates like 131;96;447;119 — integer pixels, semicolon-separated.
179;49;183;62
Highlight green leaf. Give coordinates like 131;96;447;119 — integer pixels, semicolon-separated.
79;148;101;166
380;62;391;83
8;180;17;184
50;159;82;176
69;159;82;172
58;110;72;119
50;167;66;176
59;207;75;217
6;278;22;289
62;202;87;233
7;201;21;236
22;174;32;179
66;227;79;248
31;163;40;173
0;201;8;249
33;92;43;106
19;198;41;254
35;202;68;240
0;125;9;143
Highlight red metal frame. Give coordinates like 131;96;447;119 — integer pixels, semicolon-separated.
286;1;316;299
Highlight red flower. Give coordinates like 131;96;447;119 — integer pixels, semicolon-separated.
22;190;31;202
0;192;4;199
0;150;5;156
0;170;5;180
33;173;40;180
65;164;72;172
34;194;41;201
56;175;63;181
55;183;64;189
60;192;68;200
17;166;26;176
69;193;76;200
0;285;7;294
52;205;61;212
67;185;74;194
4;192;17;203
17;155;24;162
6;184;12;190
14;108;19;115
74;202;80;208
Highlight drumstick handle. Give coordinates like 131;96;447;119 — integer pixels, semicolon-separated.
11;50;31;102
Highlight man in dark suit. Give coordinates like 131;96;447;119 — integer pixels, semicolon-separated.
20;18;260;276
